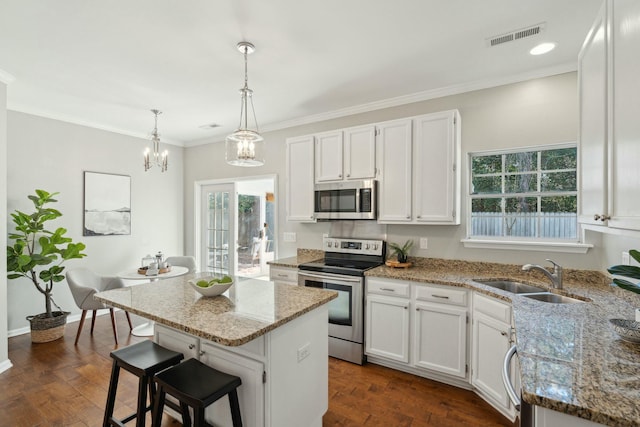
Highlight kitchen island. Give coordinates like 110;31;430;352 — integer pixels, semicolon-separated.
95;274;337;427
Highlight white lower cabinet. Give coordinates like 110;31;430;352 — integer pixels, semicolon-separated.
414;301;467;378
365;293;410;362
471;293;516;421
200;340;265;427
154;324;266;427
365;278;469;385
268;265;298;286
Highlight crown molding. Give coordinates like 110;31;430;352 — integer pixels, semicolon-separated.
0;69;16;84
184;62;576;148
7;104;185;147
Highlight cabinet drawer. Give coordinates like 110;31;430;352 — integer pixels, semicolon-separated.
473;293;511;324
269;266;298;284
367;278;410;298
415;284;468;307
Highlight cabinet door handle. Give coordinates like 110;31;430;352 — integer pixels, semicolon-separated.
431;294;450;299
199;350;205;357
188;344;195;350
380;288;396;292
277;274;288;278
501;331;508;336
406;215;411;219
346;174;350;177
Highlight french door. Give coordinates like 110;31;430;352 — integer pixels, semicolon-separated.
200;183;236;275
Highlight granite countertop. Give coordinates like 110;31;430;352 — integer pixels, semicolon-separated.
94;274;337;346
366;257;640;427
267;249;324;268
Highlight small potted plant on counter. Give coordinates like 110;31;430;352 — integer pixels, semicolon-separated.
6;189;87;343
388;239;414;264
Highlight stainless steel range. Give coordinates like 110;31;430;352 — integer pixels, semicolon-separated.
298;237;386;365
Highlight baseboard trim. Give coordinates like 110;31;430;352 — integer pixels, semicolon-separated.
0;358;13;374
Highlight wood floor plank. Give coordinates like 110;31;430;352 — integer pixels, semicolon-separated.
2;314;515;427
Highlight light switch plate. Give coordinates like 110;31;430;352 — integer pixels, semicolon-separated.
420;237;428;249
283;232;297;242
623;251;630;265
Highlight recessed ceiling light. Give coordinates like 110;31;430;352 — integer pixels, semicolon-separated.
530;42;556;55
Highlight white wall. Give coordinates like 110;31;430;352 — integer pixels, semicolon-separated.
184;72;603;270
0;80;9;369
6;111;185;333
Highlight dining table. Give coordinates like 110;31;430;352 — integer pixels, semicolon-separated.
117;265;190;336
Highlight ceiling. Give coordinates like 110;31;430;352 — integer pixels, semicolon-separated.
0;0;602;147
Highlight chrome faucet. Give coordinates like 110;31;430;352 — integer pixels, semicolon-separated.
522;259;563;289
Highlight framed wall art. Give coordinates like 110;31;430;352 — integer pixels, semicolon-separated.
83;171;131;236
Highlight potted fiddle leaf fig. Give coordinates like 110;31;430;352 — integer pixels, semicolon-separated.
388;239;414;264
6;189;87;343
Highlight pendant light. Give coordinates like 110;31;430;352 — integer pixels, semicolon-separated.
143;109;168;172
225;41;265;167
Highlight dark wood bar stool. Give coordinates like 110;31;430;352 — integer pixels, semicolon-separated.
103;340;184;427
152;358;243;427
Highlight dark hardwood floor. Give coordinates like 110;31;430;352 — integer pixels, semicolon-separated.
1;314;515;426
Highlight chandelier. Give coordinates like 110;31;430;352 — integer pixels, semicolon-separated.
144;109;168;172
225;41;265;167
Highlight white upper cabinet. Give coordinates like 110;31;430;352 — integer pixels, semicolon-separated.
286;135;316;222
609;0;640;231
578;0;640;231
578;1;608;226
315;126;376;182
378;110;461;225
314;130;344;182
413;111;461;224
377;119;413;222
344;125;376;180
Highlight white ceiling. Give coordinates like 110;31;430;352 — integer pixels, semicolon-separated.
0;0;602;147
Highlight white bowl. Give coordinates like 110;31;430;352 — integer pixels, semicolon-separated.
188;276;234;297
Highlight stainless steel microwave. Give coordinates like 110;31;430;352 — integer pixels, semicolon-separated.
314;180;377;220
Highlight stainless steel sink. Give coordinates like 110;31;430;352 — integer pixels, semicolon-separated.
474;279;547;294
522;293;586;304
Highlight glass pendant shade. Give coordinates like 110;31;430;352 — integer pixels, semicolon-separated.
226;41;265;167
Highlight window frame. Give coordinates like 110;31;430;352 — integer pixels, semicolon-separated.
463;142;591;253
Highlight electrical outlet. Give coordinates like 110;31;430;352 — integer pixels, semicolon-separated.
420;237;428;249
297;343;310;362
283;232;297;243
623;251;630;265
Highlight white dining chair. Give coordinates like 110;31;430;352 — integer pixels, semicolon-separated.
165;256;197;273
66;268;132;345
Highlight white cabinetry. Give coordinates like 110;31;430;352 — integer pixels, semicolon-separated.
578;0;640;231
608;0;640;230
286;135;316;222
155;324;266;427
471;293;516;421
377;110;461;225
365;289;410;363
365;278;469;386
578;1;608;227
413;285;468;378
200;340;265;427
315;126;376;183
376;119;413;222
269;265;298;286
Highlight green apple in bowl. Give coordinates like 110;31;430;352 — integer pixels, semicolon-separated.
188;275;234;296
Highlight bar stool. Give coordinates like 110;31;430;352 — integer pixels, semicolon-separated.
103;340;184;427
152;358;243;427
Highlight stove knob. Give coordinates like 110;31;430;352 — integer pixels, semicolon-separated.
372;243;379;250
365;243;370;250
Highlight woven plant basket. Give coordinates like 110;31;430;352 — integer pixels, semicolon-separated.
26;311;69;343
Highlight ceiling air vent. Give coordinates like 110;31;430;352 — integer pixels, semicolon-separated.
486;22;546;47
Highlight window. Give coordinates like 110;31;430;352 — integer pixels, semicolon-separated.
469;145;577;241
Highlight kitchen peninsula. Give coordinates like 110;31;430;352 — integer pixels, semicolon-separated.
95;274;337;427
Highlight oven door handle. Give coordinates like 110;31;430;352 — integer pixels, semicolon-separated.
298;271;362;283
